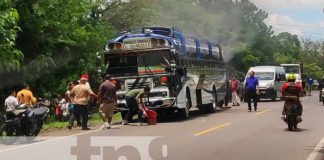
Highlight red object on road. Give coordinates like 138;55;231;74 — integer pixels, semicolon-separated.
146;109;157;125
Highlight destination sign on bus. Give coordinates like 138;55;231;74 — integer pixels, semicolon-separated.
122;38;152;50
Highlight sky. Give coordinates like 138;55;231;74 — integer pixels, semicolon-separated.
250;0;324;41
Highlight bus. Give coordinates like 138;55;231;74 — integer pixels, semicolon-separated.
101;27;228;119
280;64;302;83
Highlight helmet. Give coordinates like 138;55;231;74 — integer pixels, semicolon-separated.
287;74;296;82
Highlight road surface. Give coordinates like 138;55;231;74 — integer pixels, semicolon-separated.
1;91;324;160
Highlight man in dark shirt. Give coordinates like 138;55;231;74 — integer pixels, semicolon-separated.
245;71;259;112
97;74;117;129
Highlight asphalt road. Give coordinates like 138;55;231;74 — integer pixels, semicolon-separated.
1;91;324;160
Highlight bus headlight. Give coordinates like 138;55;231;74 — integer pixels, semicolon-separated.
117;94;125;100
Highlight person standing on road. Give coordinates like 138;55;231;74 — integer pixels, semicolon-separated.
306;77;314;96
70;74;97;130
66;82;81;129
97;74;117;129
124;86;151;125
245;71;259;112
318;79;324;102
231;77;240;106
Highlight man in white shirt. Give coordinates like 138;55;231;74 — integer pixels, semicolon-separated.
4;90;19;119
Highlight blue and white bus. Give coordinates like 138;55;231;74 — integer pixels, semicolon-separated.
102;27;228;119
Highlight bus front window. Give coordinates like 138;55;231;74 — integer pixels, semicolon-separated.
255;72;274;80
106;55;138;75
283;66;299;74
137;50;171;74
105;50;171;75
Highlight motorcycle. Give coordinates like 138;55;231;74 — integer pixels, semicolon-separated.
282;102;301;131
0;104;49;144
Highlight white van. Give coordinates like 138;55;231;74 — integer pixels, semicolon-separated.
244;66;286;101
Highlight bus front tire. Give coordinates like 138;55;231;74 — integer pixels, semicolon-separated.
179;93;191;120
179;107;189;120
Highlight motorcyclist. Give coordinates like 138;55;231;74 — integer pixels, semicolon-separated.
4;90;19;119
281;74;303;120
5;90;32;120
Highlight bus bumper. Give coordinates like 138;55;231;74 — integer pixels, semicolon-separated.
115;97;177;112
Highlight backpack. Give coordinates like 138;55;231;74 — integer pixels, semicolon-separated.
283;82;300;101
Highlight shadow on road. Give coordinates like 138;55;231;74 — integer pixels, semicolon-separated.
157;107;232;123
282;128;308;132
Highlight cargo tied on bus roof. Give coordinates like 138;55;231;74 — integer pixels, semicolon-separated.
100;26;229;120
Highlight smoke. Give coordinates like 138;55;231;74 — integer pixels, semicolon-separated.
146;0;266;62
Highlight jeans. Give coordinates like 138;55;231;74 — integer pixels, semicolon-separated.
73;104;88;129
68;104;81;127
125;97;143;123
246;91;258;111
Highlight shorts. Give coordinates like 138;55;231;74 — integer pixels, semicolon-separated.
99;102;116;117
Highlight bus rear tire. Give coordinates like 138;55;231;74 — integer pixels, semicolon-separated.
203;88;217;113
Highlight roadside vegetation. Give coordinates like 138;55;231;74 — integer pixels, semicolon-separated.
42;112;122;133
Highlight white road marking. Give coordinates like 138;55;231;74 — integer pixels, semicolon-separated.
306;135;324;160
0;125;123;153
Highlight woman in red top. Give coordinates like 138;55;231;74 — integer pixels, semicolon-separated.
231;77;240;106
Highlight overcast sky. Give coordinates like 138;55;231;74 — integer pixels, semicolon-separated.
250;0;324;41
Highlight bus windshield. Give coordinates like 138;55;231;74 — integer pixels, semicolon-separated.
106;50;171;75
283;66;300;74
255;72;274;80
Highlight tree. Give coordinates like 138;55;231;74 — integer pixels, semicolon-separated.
304;63;323;80
0;1;23;73
0;0;117;98
100;0;152;32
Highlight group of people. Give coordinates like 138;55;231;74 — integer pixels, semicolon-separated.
232;71;303;118
3;73;153;131
229;71;259;111
4;84;36;119
66;73;151;130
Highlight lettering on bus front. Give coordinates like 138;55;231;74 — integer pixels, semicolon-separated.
122;39;152;49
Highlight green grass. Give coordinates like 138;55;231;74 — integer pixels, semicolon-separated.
42;112;122;133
